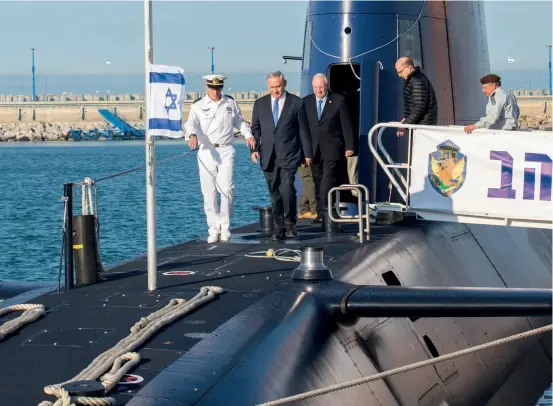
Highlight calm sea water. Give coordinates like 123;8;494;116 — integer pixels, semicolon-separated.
0;140;270;282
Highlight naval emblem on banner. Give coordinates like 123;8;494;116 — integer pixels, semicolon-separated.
428;140;467;197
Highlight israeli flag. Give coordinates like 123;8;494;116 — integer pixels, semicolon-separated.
148;64;185;138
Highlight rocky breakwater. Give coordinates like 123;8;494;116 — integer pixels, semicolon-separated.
0;121;145;142
519;114;552;131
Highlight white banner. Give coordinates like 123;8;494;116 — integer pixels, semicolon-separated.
409;127;553;222
148;64;185;138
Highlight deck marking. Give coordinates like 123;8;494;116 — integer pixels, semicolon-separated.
118;374;144;385
162;270;196;276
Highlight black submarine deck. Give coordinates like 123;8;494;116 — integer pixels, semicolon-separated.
0;219;395;406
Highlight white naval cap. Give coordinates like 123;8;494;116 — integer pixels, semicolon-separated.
202;74;227;89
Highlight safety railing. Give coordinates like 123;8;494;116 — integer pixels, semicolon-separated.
368;122;553;229
328;184;371;243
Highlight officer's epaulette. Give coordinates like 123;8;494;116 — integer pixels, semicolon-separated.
224;94;234;100
193;97;202;104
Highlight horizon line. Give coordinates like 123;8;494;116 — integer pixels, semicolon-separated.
0;68;550;76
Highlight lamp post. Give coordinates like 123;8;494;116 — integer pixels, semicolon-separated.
208;46;215;74
31;48;36;101
546;45;552;96
105;60;112;98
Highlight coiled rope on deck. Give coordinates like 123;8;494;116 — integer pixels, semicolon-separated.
0;304;45;341
244;249;301;263
38;285;224;406
257;324;553;406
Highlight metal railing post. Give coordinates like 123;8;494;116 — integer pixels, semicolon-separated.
328;185;371;243
63;183;74;290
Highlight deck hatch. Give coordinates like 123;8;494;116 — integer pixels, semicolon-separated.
21;327;115;348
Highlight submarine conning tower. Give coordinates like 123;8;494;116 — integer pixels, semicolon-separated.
300;0;490;202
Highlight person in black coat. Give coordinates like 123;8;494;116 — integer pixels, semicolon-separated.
302;73;355;217
395;57;438;136
251;71;313;240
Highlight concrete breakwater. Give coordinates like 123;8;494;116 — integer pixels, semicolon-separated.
0;121;145;142
1;114;550;142
0;93;550;141
0;91;284;124
0;92;549;124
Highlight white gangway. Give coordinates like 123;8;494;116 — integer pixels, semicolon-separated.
369;122;553;229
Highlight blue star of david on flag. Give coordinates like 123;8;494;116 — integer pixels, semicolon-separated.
164;88;178;114
148;64;186;138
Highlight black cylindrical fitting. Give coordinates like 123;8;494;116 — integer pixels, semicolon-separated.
62;380;105;397
342;285;553;318
255;206;274;233
73;215;99;286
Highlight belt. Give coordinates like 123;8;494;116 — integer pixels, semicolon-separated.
213;143;232;148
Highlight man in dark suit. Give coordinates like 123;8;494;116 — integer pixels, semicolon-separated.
303;73;355;218
251;71;313;240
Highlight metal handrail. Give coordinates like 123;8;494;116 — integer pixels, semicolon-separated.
368;122;501;205
367;122;457;204
376;124;409;190
328;184;370;243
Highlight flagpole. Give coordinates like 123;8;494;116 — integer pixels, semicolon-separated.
144;0;157;291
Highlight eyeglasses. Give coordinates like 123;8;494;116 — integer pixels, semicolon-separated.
396;66;407;76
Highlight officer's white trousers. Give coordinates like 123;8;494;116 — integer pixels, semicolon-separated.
197;146;235;237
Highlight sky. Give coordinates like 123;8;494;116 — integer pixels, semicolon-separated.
0;1;550;92
0;1;551;74
484;1;552;71
0;1;309;75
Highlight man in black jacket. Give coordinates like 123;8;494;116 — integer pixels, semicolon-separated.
395;57;438;136
251;71;313;240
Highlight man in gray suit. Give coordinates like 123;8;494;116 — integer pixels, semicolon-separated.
251;71;313;240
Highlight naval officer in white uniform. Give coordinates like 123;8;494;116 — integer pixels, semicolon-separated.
185;74;256;243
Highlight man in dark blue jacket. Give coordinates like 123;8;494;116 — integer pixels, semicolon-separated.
395;57;438;136
251;71;313;240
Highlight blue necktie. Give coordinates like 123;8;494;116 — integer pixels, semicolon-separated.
317;99;323;120
273;99;279;126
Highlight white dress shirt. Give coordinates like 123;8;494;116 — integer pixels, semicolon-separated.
185;95;253;147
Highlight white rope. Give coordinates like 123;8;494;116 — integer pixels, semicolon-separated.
39;285;224;406
0;303;45;341
257;324;553;405
81;182;88;216
87;180;94;216
245;249;301;263
81;178;95;216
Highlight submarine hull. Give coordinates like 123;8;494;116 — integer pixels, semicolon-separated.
129;222;551;406
0;1;550;405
